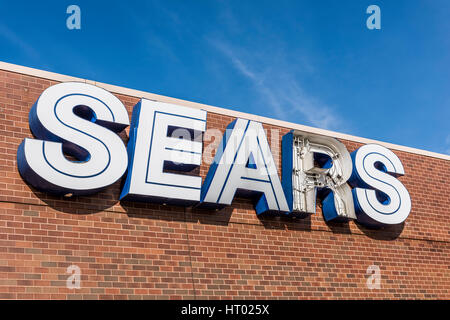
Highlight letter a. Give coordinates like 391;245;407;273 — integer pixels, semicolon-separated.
66;5;81;30
366;5;381;30
200;118;289;215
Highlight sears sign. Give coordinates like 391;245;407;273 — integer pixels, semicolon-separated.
17;83;411;227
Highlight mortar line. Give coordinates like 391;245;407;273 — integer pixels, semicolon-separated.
183;206;197;300
0;199;448;245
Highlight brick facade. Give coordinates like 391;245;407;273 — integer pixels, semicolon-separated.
0;68;448;299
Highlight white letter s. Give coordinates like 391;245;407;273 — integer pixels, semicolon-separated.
17;82;129;195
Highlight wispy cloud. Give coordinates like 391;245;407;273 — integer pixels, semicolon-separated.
0;23;41;62
209;39;346;131
445;135;450;155
115;0;181;63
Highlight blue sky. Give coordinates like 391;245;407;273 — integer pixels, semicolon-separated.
0;0;449;154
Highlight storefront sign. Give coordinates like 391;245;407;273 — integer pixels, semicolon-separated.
17;82;411;227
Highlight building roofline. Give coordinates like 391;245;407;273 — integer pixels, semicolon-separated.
1;60;449;161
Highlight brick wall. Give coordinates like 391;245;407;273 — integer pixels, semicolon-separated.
0;69;448;299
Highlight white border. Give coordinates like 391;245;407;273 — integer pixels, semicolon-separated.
1;60;449;161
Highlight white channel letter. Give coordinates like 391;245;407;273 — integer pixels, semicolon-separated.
17;82;130;195
200;118;289;214
350;144;411;226
285;131;356;220
120;99;206;204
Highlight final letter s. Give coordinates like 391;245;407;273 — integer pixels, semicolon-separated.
349;144;411;227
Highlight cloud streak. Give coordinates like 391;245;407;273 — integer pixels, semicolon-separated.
0;23;41;62
209;39;346;131
445;135;450;155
